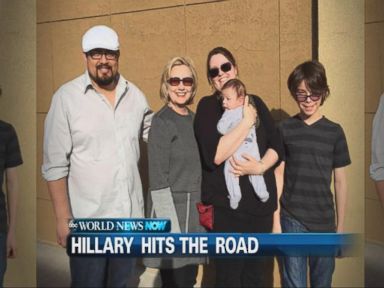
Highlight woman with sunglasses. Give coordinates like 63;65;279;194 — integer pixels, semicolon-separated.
194;47;282;287
144;56;205;287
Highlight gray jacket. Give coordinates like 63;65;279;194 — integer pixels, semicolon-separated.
143;105;206;269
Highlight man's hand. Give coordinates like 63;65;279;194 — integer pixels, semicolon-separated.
47;178;72;248
336;224;344;234
6;228;16;258
56;218;71;248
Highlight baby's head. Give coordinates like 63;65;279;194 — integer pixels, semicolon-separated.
221;78;247;110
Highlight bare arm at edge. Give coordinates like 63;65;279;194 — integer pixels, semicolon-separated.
47;178;73;248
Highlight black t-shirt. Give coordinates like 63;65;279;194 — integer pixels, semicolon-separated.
279;115;351;232
194;93;283;216
0;120;23;233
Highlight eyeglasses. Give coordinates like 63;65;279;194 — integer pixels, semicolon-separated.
295;92;322;102
167;77;194;87
208;62;232;78
86;49;119;60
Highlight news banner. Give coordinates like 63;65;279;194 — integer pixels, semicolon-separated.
67;219;359;257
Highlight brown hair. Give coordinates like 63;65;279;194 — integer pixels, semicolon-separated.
221;78;247;98
206;47;238;89
287;60;330;105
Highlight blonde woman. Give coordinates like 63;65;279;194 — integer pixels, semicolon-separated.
144;57;205;287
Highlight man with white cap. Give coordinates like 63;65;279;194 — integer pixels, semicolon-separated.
42;25;152;287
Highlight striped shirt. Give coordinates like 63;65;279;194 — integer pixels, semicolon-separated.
279;115;351;232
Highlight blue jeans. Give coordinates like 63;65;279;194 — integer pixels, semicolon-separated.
0;233;6;288
281;215;335;288
70;256;136;287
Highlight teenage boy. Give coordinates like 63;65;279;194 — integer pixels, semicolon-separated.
275;60;351;287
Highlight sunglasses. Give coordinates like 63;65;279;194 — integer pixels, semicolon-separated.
167;77;194;87
208;62;232;78
295;92;322;102
87;49;119;60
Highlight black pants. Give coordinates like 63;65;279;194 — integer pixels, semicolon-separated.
212;206;274;288
160;264;198;288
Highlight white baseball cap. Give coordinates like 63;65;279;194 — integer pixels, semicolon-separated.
82;25;119;53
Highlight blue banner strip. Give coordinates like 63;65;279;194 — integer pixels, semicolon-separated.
66;233;360;257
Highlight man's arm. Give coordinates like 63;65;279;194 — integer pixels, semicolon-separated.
5;167;19;257
47;178;72;248
272;161;285;233
334;167;348;233
141;107;153;143
42;89;73;247
374;181;384;208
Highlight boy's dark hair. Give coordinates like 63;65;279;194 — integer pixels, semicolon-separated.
206;47;238;87
287;60;330;105
221;78;247;98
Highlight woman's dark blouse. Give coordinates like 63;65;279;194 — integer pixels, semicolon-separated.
194;93;283;216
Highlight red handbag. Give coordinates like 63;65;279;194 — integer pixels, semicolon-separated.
196;202;214;230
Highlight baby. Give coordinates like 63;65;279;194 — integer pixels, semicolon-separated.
217;79;269;209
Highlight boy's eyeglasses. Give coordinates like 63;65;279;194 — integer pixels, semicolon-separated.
167;77;194;87
86;49;119;60
295;93;322;102
208;62;232;78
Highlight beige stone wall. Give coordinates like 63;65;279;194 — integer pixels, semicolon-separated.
36;0;312;243
365;0;384;244
319;0;364;286
0;0;368;286
0;0;36;286
33;0;368;287
36;1;312;286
